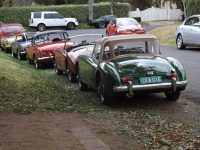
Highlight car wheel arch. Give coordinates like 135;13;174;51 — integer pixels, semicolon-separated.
67;22;75;30
166;57;187;81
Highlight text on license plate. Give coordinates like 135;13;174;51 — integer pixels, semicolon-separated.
140;76;162;84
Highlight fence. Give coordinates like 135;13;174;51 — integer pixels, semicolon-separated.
129;7;183;21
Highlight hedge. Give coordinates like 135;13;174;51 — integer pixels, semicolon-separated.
187;0;200;17
0;2;131;27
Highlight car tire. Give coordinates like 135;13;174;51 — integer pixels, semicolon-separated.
106;31;109;36
77;72;88;91
67;22;75;30
67;68;76;82
54;63;63;75
97;75;110;104
27;56;33;64
78;79;88;91
4;47;8;53
11;49;16;58
98;21;106;28
37;24;46;32
17;50;22;60
34;59;41;69
165;91;181;101
176;34;186;49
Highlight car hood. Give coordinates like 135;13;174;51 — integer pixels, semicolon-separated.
106;55;173;78
118;24;142;31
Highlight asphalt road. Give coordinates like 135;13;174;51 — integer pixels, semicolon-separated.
161;46;200;103
67;28;200;103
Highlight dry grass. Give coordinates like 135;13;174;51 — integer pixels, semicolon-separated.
147;24;179;46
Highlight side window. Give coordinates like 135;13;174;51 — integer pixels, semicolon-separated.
44;13;52;19
111;19;116;25
51;13;63;19
192;17;199;25
92;44;101;61
184;18;191;25
33;12;41;18
184;17;199;26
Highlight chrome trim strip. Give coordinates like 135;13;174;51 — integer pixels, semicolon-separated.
113;81;187;92
20;51;26;54
38;56;54;61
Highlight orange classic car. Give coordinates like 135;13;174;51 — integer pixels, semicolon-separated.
26;30;75;69
54;34;103;82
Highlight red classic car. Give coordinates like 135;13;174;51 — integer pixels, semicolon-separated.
26;30;75;69
106;18;145;36
0;23;25;48
54;34;103;82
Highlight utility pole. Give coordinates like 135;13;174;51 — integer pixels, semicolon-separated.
182;0;192;19
110;0;114;15
88;0;94;21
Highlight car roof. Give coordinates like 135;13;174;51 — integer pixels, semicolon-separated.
0;23;23;27
188;15;200;18
116;17;135;20
96;34;158;45
34;30;68;37
31;11;58;13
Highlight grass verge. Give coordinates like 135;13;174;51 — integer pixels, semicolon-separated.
147;23;180;46
0;50;199;149
0;51;99;113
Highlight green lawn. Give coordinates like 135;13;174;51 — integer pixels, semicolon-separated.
0;50;199;149
0;51;99;113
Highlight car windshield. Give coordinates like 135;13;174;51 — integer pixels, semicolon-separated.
101;40;160;61
34;32;68;44
2;26;24;32
117;19;139;26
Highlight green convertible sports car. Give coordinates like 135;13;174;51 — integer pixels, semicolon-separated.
77;34;187;104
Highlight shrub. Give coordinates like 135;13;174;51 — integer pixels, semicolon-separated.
0;2;131;27
134;17;141;22
187;0;200;17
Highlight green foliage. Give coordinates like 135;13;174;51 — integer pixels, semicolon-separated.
0;2;130;27
134;17;141;22
187;0;200;16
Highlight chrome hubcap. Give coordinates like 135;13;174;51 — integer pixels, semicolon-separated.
177;36;182;48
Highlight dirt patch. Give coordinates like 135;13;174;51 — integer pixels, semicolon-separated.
0;110;125;150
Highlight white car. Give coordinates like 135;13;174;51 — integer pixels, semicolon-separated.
176;15;200;49
29;11;78;31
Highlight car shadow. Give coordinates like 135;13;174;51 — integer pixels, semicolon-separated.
183;47;200;52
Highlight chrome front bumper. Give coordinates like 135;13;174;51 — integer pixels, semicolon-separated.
113;79;187;94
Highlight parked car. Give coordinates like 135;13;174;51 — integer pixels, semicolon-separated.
176;15;200;49
29;11;79;32
1;34;22;53
54;34;103;82
77;34;187;104
106;18;145;36
88;15;116;28
11;32;35;60
26;30;75;69
0;23;25;49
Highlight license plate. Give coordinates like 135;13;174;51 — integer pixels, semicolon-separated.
139;76;162;84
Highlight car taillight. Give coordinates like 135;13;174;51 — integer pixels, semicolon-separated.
31;19;33;23
122;76;133;83
167;73;177;79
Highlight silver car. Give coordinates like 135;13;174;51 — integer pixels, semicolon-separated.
176;15;200;49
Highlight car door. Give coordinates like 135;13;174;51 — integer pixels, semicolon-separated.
81;44;100;87
55;48;67;71
51;13;65;27
188;17;200;45
107;19;116;36
27;37;40;60
43;13;54;27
